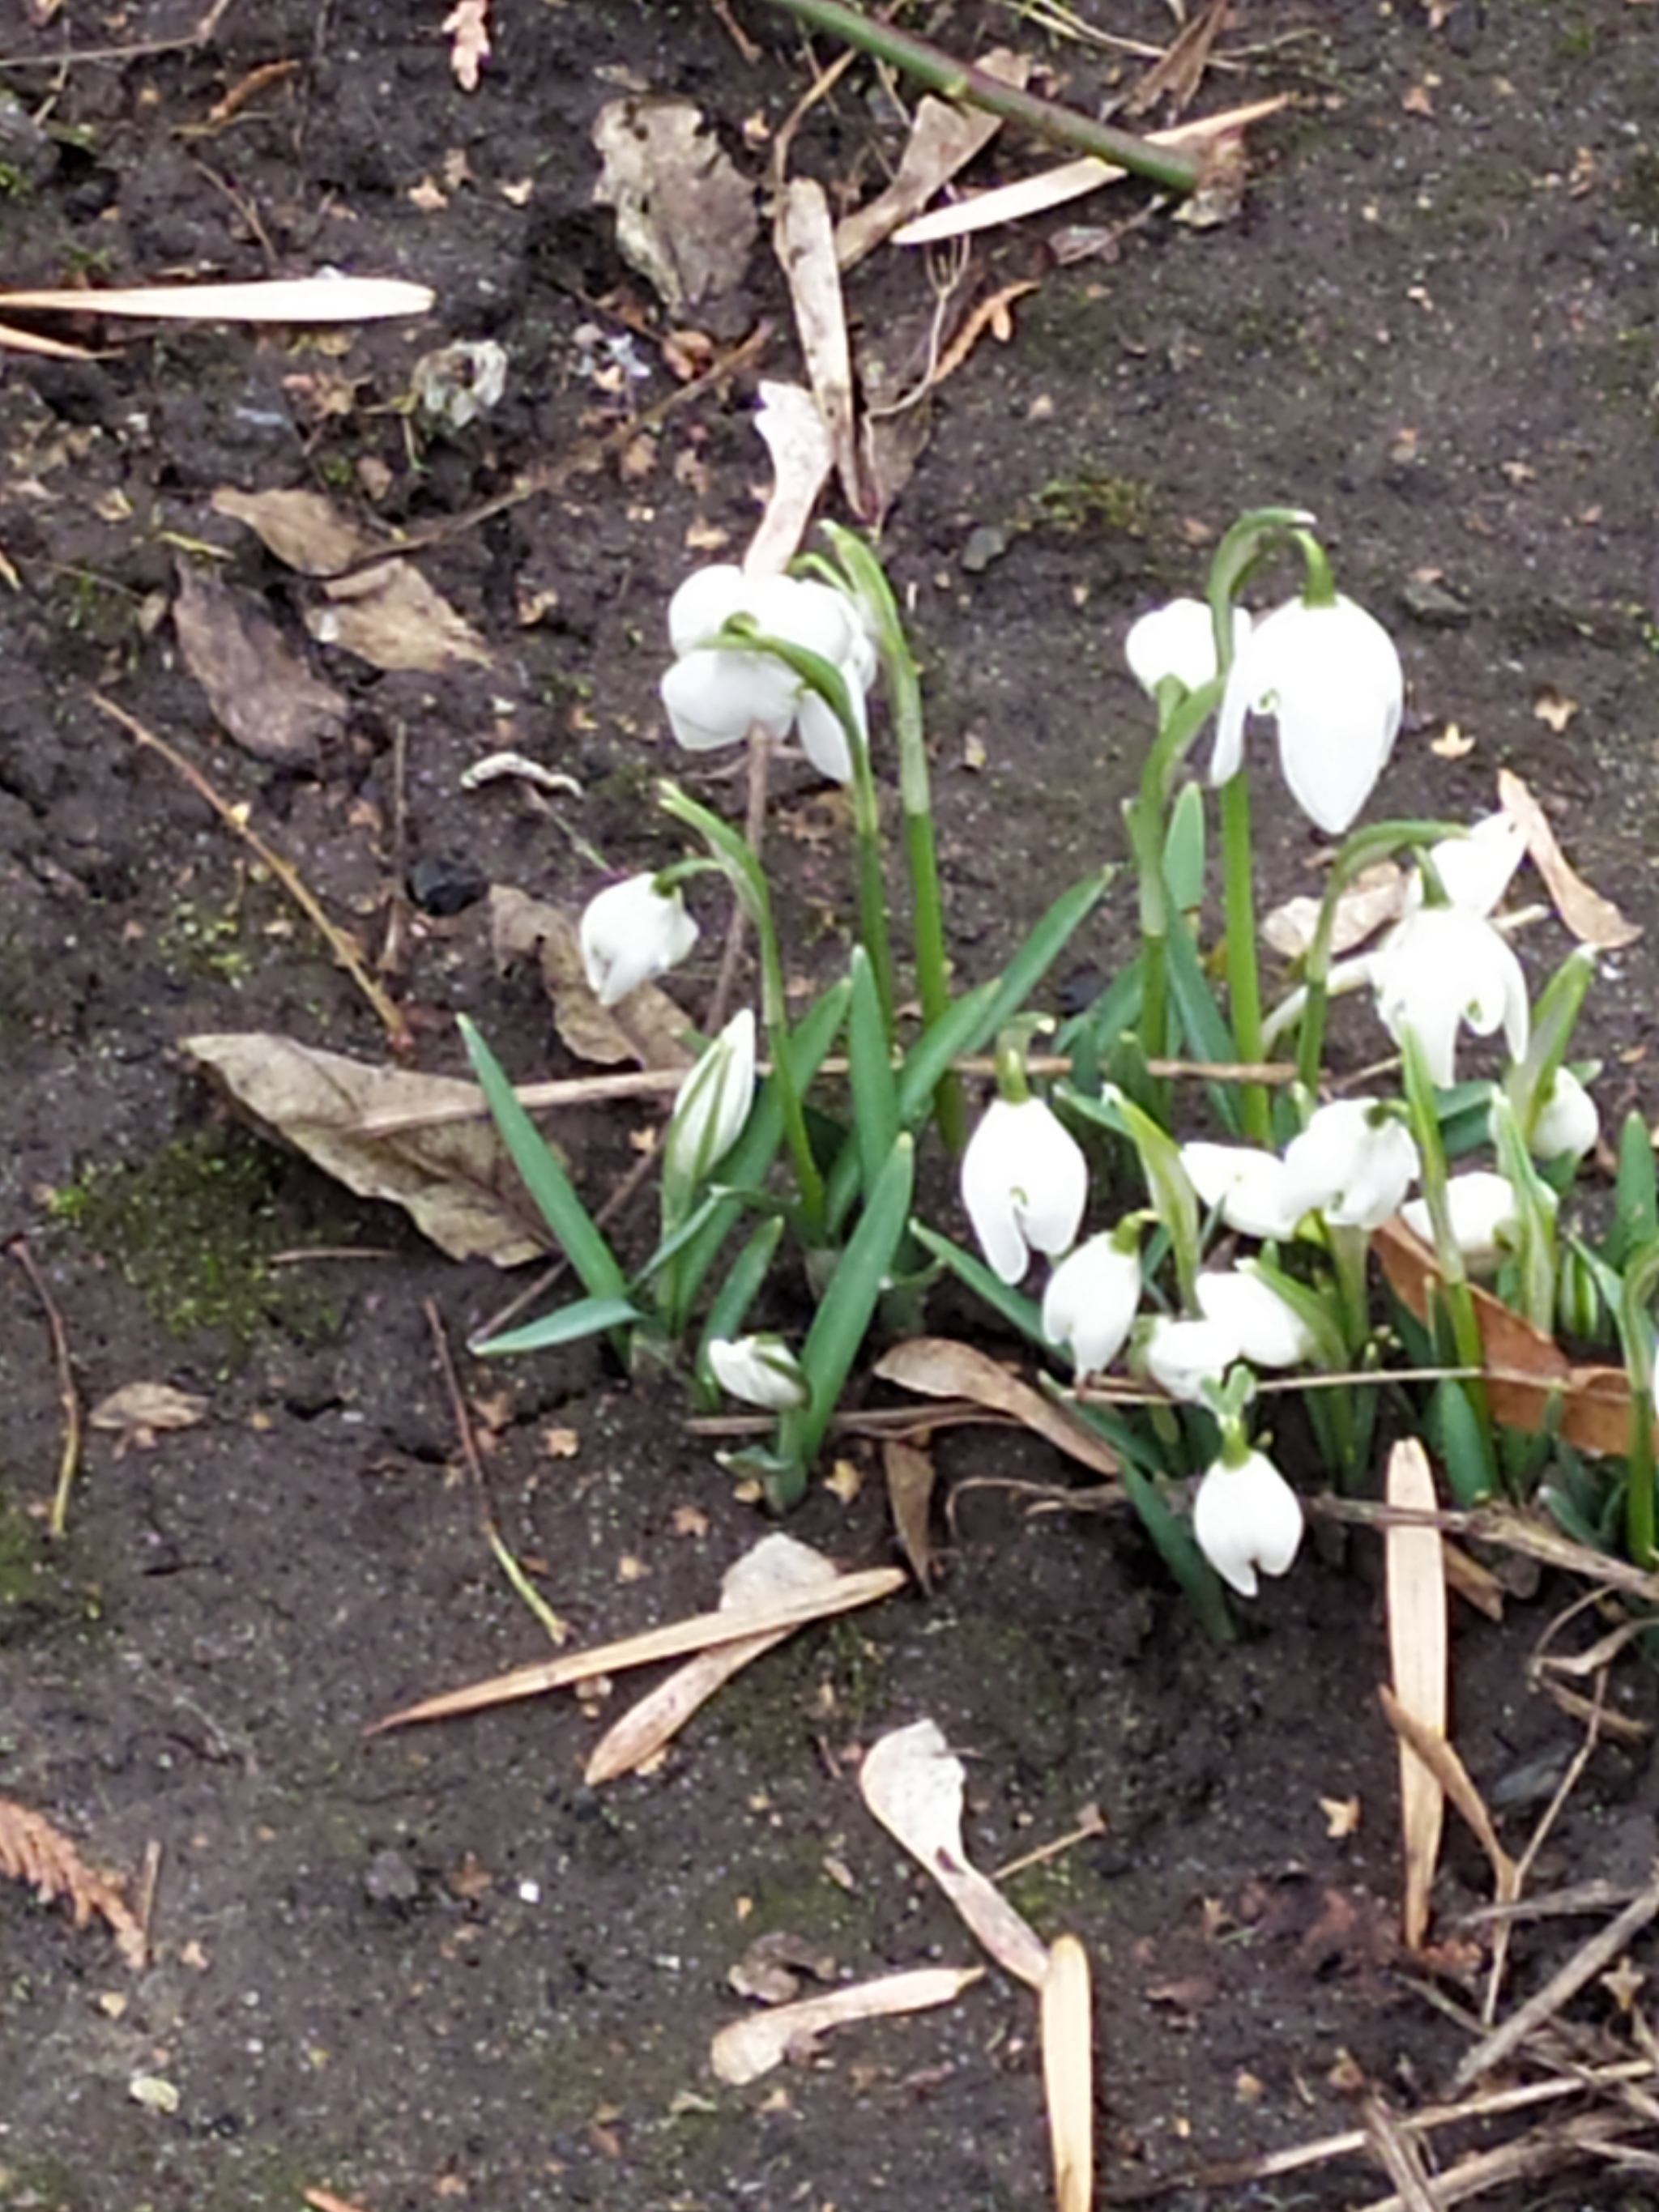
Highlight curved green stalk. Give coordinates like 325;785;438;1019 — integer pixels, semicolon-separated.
1618;1239;1659;1566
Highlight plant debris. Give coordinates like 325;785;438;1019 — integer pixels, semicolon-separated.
0;1796;147;1967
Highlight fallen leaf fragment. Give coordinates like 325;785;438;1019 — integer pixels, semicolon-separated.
1533;687;1579;734
1262;862;1406;960
0;1795;147;1967
1498;767;1640;948
182;1033;551;1266
490;885;693;1072
1321;1795;1363;1839
89;1382;208;1456
873;1339;1120;1482
369;1564;906;1733
882;1435;938;1588
727;1927;837;2005
710;1965;982;2086
211;485;489;675
443;0;490;89
0;275;433;321
1384;1438;1445;1950
859;1720;1051;1990
173;562;347;768
584;1535;840;1785
1042;1935;1093;2212
591;99;757;315
834;49;1030;271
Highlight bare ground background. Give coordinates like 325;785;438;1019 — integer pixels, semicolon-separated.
5;2;1659;2207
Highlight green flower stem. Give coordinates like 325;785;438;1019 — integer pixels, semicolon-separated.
658;782;825;1237
1218;770;1269;1142
1618;1240;1659;1566
753;0;1201;194
847;730;898;1041
1400;1025;1490;1433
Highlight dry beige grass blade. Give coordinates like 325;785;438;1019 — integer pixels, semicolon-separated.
1042;1936;1093;2212
743;380;834;578
859;1720;1051;1990
710;1965;983;2086
1379;1687;1519;1904
891;96;1290;245
834;48;1030;271
0;319;103;357
369;1565;906;1733
583;1536;840;1785
1385;1438;1446;1950
0;276;433;320
0;1796;147;1967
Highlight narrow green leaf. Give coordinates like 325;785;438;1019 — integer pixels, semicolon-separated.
694;1216;786;1405
908;1220;1048;1350
479;1295;643;1357
1163;905;1241;1136
847;944;900;1199
1122;1463;1235;1643
1606;1109;1657;1271
1429;1379;1495;1506
1162;780;1206;914
795;1134;915;1466
458;1015;629;1305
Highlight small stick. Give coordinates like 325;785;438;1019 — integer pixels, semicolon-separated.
1486;1674;1606;2022
708;731;770;1033
6;1234;83;1539
753;0;1201;194
993;1805;1106;1882
94;694;412;1055
1453;1861;1659;2087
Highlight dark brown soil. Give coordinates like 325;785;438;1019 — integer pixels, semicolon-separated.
6;3;1659;2207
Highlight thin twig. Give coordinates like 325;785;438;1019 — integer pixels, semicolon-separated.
94;694;412;1054
1486;1671;1607;2023
1454;1862;1659;2088
6;1234;83;1540
709;731;770;1034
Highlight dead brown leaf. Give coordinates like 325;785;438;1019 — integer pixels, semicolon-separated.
1262;862;1406;961
182;1032;552;1266
211;485;489;675
834;50;1030;271
872;1338;1120;1482
727;1927;838;2005
0;1795;146;1967
1321;1795;1363;1839
1125;0;1230;117
1042;1935;1093;2212
489;885;693;1072
1498;767;1641;948
89;1381;208;1456
173;561;346;768
1375;1214;1634;1454
883;1434;938;1588
744;380;834;578
1533;686;1579;734
774;177;863;518
591;99;757;316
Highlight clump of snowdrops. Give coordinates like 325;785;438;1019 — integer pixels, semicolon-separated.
464;505;1659;1622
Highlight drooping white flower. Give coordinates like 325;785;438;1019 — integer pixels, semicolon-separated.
1531;1067;1599;1162
1371;905;1530;1085
1125;599;1248;697
1402;1170;1518;1272
1211;594;1403;834
1042;1231;1142;1377
578;873;699;1007
1282;1099;1419;1231
1195;1268;1316;1369
1181;1140;1303;1241
707;1333;809;1411
1416;811;1527;918
661;1008;756;1212
961;1096;1088;1285
661;565;874;782
1192;1449;1304;1596
1145;1314;1241;1404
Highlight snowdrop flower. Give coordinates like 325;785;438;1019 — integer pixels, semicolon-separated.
661;565;875;782
707;1333;809;1411
578;873;699;1007
1402;1171;1518;1272
1414;811;1527;918
1192;1448;1304;1596
961;1096;1088;1285
1125;599;1249;697
1145;1314;1241;1404
661;1008;756;1213
1212;593;1403;833
1042;1230;1143;1377
1195;1268;1316;1369
1181;1140;1303;1241
1531;1068;1599;1162
1282;1099;1419;1231
1371;905;1529;1085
